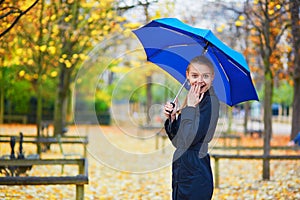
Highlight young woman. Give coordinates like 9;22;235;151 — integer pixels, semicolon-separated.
164;55;220;200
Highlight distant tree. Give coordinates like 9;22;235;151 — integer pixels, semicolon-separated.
0;0;39;124
116;0;168;125
245;0;291;180
289;0;300;140
51;0;125;135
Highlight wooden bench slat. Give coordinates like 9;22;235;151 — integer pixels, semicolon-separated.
0;158;85;166
211;154;300;159
212;146;299;150
0;175;88;185
0;158;88;200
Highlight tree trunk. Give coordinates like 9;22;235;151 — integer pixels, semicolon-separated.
263;64;273;180
36;76;43;154
146;75;152;125
36;0;45;154
144;4;152;126
243;102;250;134
227;106;232;134
53;89;64;136
54;66;71;136
290;0;300;140
0;68;4;124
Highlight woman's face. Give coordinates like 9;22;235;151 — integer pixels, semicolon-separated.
186;62;214;94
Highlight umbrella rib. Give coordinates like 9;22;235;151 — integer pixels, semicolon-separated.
148;43;200;60
160;26;190;37
209;49;230;82
218;61;229;81
228;59;248;76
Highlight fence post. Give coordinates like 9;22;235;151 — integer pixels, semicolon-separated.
83;142;87;158
76;185;84;200
237;137;241;155
155;133;159;150
214;157;219;188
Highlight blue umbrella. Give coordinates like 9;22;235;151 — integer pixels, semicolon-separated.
133;18;259;106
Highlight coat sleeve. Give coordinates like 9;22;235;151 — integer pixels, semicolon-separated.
164;115;180;141
165;106;200;148
192;95;220;145
176;106;200;148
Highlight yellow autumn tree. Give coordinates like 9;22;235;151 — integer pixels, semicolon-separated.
245;0;291;180
0;0;39;124
10;0;125;136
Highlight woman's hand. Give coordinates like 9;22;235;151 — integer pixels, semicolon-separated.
164;99;178;121
187;83;204;107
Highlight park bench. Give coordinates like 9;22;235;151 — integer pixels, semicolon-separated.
245;118;263;137
3;115;28;124
211;145;300;155
0;134;88;158
210;133;242;154
210;154;300;188
214;133;241;147
0;158;88;200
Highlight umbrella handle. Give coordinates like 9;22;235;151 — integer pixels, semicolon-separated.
170;102;175;108
167;103;175;133
166;102;175;114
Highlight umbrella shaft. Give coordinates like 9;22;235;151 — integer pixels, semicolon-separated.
172;79;187;103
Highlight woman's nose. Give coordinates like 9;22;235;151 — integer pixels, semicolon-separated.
198;75;204;82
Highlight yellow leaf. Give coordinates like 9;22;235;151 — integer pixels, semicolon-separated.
239;15;245;21
16;48;23;55
51;14;56;21
40;45;47;52
28;59;34;65
123;22;141;29
64;16;70;22
72;54;79;59
103;25;110;31
51;71;58;77
235;20;243;27
65;60;72;68
19;70;25;77
216;27;223;33
78;15;84;21
48;46;56;55
33;74;38;79
276;5;281;10
79;54;87;60
116;16;126;22
106;12;113;19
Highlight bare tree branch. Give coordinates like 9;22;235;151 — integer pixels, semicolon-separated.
0;0;39;38
116;0;158;12
272;23;291;50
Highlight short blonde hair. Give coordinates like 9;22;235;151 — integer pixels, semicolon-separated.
187;56;214;73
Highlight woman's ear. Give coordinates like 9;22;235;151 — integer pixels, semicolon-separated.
186;70;189;79
211;73;215;81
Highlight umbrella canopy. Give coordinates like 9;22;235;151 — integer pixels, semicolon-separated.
133;18;259;106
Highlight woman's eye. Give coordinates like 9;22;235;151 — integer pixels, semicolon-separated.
203;74;210;79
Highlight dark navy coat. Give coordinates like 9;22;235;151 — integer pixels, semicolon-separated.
165;88;220;200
